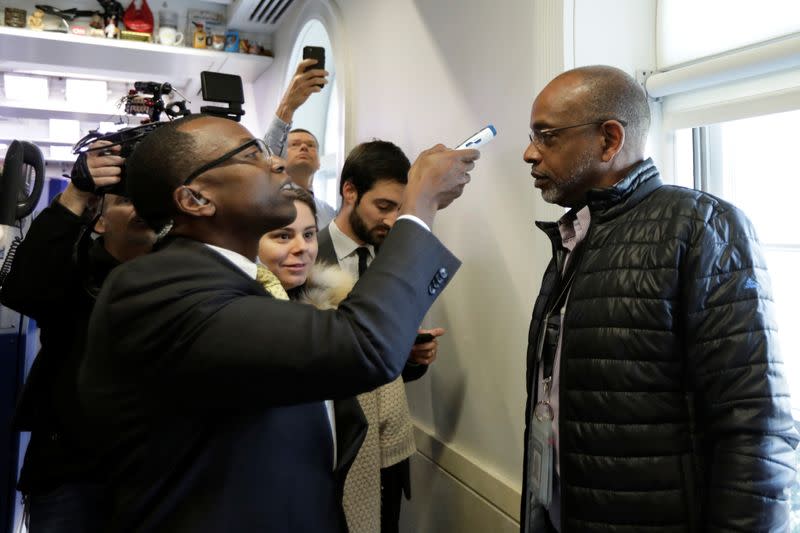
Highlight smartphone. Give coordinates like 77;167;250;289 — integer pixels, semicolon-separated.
302;46;325;71
414;333;435;345
456;125;497;150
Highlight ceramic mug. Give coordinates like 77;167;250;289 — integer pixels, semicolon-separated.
158;26;184;46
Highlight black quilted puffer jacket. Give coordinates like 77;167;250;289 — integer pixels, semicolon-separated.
522;158;799;533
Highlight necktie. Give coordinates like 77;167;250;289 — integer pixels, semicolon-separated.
256;264;289;300
355;247;370;278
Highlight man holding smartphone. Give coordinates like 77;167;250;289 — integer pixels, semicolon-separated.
263;57;337;227
317;139;443;533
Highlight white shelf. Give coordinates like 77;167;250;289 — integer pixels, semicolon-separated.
0;136;74;146
0;26;273;92
0;99;125;122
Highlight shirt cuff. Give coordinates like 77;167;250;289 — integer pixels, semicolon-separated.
264;115;292;158
397;215;430;232
272;114;291;130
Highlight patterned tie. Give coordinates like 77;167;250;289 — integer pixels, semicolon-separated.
355;247;370;278
256;264;289;300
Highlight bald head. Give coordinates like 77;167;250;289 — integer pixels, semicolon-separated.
546;65;650;157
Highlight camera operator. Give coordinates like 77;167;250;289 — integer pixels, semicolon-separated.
0;140;156;533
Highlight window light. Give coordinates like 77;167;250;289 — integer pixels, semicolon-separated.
49;145;75;161
65;78;108;107
48;119;80;143
3;74;49;102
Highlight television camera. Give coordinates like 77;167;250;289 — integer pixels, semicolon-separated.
70;71;245;196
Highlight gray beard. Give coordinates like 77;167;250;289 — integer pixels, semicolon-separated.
541;150;594;206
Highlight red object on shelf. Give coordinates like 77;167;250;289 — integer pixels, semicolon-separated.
123;0;154;33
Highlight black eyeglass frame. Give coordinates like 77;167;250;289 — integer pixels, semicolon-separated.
182;138;272;185
529;118;627;147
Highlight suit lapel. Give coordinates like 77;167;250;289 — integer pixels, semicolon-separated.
316;226;337;266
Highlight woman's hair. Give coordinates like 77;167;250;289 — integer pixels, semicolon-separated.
279;186;318;227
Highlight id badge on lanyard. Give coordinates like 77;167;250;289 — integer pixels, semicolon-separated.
529;310;560;509
529;378;554;508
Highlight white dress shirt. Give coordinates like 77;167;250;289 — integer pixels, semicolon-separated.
327;220;375;277
326;215;430;279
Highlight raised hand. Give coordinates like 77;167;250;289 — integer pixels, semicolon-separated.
275;59;329;123
401;145;480;227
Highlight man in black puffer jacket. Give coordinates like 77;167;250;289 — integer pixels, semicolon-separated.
521;65;799;533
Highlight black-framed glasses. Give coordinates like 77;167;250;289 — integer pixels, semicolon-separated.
529;119;626;148
183;137;273;185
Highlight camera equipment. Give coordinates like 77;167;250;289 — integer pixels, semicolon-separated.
70;122;165;196
124;81;190;123
69;71;246;196
200;72;245;122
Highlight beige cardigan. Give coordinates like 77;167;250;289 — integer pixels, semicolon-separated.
299;265;417;533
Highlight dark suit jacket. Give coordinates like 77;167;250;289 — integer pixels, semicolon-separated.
79;219;459;533
317;224;428;382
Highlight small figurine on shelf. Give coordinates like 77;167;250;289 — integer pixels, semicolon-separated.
105;15;119;38
89;13;105;37
28;9;45;30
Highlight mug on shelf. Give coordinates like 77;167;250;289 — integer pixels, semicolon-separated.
158;26;184;46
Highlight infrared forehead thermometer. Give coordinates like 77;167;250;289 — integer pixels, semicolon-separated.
455;125;497;150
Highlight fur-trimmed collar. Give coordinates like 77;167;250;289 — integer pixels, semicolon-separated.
296;263;356;310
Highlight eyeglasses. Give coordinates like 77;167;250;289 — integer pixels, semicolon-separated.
528;119;626;148
183;138;273;185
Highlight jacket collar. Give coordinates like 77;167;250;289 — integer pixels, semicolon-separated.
535;157;662;237
156;236;267;289
585;158;661;223
88;238;120;282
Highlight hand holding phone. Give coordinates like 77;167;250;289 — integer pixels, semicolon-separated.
410;328;445;366
302;46;326;88
414;333;435;345
456;125;497;150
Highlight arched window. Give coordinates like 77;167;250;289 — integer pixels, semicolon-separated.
286;19;341;209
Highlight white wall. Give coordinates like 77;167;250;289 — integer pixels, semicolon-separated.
258;0;658;529
332;0;542;499
573;0;662;168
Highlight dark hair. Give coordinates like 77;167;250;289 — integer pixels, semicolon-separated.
279;186;318;227
564;65;651;154
288;128;318;148
338;140;410;197
125;114;207;231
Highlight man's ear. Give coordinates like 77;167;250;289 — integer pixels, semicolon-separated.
174;187;216;217
600;120;626;162
342;180;357;207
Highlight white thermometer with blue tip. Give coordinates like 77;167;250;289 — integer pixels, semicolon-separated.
456;125;497;150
